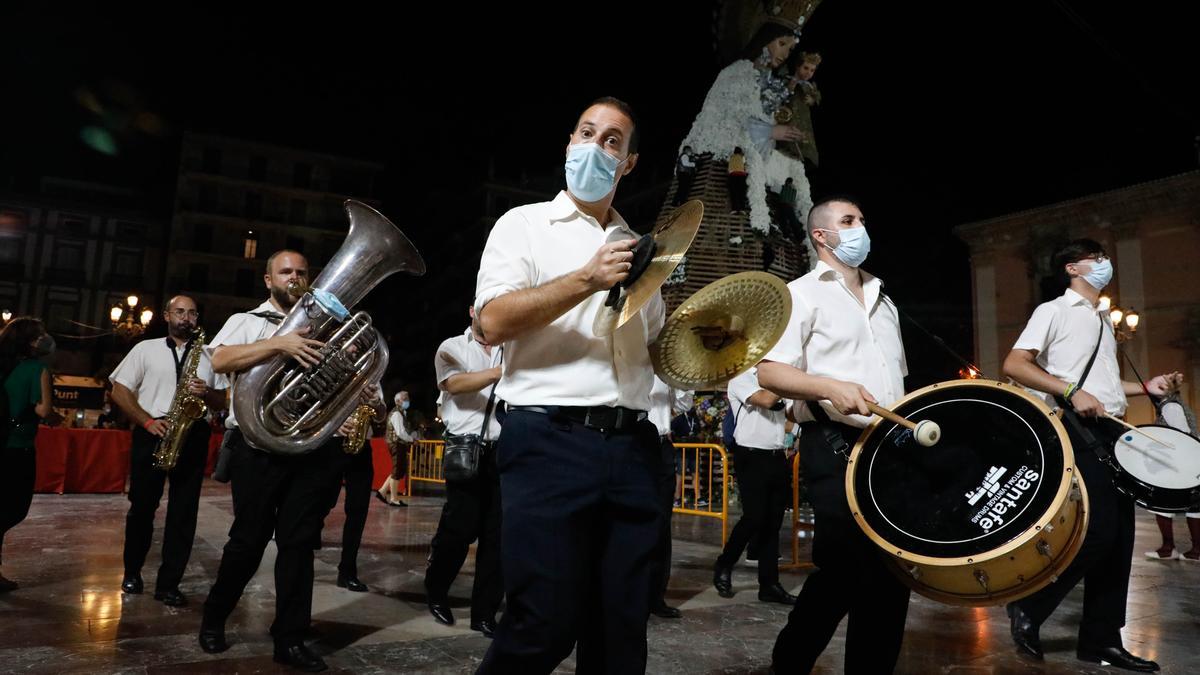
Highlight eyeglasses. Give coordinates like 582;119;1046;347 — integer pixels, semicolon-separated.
1076;255;1109;264
168;309;200;318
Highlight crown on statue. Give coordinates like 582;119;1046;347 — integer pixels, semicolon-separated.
762;0;823;36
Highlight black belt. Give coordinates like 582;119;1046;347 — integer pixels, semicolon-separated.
510;405;648;434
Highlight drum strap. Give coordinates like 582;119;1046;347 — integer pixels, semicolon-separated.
1056;406;1113;463
805;401;851;459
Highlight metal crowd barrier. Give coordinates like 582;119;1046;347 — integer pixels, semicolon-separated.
405;440;446;494
779;452;814;571
672;443;731;544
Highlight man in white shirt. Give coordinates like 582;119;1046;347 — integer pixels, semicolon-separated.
473;97;665;674
1002;239;1178;672
197;249;360;672
424;308;504;636
712;367;795;605
756;197;911;673
647;375;692;619
379;391;415;507
111;294;225;606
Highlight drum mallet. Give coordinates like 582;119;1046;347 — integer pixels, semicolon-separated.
1103;413;1174;448
867;403;941;447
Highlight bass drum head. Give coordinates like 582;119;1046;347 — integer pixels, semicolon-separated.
849;380;1071;560
1113;425;1200;512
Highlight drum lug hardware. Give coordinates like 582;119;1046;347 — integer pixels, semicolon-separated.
1037;539;1053;558
974;569;990;592
907;565;921;581
1044;523;1055;533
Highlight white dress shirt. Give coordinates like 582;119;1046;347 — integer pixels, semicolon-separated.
475;191;666;410
435;328;503;439
1012;288;1126;416
110;336;220;419
205;299;283;429
727;367;787;450
388;409;415;443
763;260;907;428
648;375;693;437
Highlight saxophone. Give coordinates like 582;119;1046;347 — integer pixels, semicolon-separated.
343;403;374;454
152;329;209;470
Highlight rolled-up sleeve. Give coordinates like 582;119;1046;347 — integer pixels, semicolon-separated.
475;209;535;313
763;288;811;370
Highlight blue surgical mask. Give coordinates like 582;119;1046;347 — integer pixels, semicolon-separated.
817;226;870;268
400;400;410;411
1079;258;1113;290
564;143;626;202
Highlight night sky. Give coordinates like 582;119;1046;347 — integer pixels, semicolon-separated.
3;2;1198;405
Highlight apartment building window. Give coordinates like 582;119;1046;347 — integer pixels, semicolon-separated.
245;192;263;220
244;231;258;259
61;217;88;237
55;240;85;269
289;199;307;225
235;268;256;297
0;209;28;236
198;185;218;212
248;156;267;181
114;248;143;275
192;222;213;252
188;263;208;291
293;162;312;189
203;147;222;174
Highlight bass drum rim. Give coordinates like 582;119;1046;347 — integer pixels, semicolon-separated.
845;379;1087;606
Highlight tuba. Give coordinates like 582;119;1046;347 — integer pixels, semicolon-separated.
234;200;425;455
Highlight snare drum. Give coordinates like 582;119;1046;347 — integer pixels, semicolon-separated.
846;379;1089;606
1111;425;1200;513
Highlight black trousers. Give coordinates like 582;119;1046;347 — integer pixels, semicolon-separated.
1012;417;1134;648
0;446;36;565
716;445;789;587
329;444;374;579
202;431;342;648
478;410;661;675
773;423;910;674
425;441;504;623
648;436;675;606
122;422;210;592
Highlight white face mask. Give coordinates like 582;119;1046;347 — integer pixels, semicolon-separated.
1077;258;1113;290
564;142;627;202
816;226;871;268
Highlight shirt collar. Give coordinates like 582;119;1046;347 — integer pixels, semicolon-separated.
814;259;880;287
546;190;632;234
251;300;279;314
1062;288;1097;309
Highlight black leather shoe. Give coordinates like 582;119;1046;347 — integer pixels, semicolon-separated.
390;499;408;508
198;625;229;654
713;563;734;598
1006;603;1043;660
273;643;327;672
758;582;797;605
154;588;187;607
470;618;497;637
0;575;18;593
336;574;368;592
1077;645;1160;672
428;599;455;626
121;575;143;594
649;602;682;618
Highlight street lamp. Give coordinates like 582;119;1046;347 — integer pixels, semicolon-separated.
1;309;11;324
111;295;153;340
1099;295;1141;342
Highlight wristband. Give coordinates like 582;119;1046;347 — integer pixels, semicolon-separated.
1064;383;1077;400
142;418;156;430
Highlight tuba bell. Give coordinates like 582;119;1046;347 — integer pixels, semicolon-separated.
234;200;425;455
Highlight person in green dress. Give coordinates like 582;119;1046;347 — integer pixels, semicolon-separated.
0;317;54;593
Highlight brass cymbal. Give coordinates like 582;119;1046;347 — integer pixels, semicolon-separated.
593;200;703;337
650;271;792;390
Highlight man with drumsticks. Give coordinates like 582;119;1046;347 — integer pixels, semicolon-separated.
1002;238;1180;672
756;196;912;674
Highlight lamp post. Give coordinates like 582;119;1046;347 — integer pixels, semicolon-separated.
111;295;153;340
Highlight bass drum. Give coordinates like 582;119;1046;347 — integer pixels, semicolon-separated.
1111;424;1200;513
846;379;1089;606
